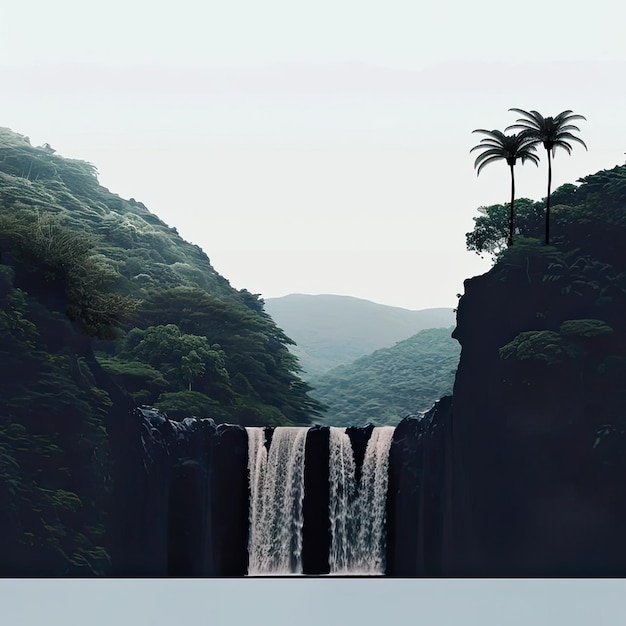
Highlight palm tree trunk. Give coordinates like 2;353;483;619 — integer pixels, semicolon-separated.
509;163;515;247
545;148;552;245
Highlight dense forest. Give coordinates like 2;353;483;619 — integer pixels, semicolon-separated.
310;327;459;426
464;164;626;414
0;127;322;425
0;127;323;574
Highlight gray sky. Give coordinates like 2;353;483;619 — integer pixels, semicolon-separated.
3;0;625;309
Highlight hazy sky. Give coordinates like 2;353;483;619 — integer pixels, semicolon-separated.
3;0;625;310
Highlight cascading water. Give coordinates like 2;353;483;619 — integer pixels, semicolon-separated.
246;426;267;573
328;426;395;575
246;426;309;575
352;426;394;574
328;426;357;573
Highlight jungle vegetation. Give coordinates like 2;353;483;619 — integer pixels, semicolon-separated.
0;127;322;574
471;129;539;247
466;164;626;456
472;109;586;249
506;109;587;245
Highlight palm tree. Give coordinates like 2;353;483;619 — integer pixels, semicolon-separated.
506;109;587;245
471;129;540;247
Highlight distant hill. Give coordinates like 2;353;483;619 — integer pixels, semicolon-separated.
309;326;460;427
264;293;455;376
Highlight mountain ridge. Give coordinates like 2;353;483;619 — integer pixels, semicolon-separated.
264;293;455;376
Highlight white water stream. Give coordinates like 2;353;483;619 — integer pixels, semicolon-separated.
246;426;309;575
328;426;357;573
246;424;394;576
328;426;395;575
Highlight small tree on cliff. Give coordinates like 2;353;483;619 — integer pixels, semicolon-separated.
506;109;587;245
471;129;540;247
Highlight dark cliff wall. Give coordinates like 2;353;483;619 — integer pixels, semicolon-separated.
386;401;450;576
108;407;219;576
210;424;249;576
302;425;330;574
108;419;388;576
439;262;626;576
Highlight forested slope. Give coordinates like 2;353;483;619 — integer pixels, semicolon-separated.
310;327;459;426
0;127;321;574
0;127;322;426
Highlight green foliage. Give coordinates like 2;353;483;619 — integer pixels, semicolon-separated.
0;270;111;574
468;166;626;268
0;126;325;574
95;355;169;403
471;129;540;246
154;391;224;417
466;199;544;258
311;327;459;427
133;289;323;424
506;109;587;244
116;323;230;395
0;127;322;430
499;331;581;365
0;210;138;338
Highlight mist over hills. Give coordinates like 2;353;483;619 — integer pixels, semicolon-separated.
264;293;455;376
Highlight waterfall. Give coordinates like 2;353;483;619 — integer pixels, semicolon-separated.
328;426;395;575
246;426;267;573
246;426;309;575
328;426;357;573
352;426;394;574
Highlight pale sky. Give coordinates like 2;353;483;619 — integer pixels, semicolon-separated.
2;0;625;310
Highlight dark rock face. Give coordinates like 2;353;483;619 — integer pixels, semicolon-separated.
210;424;249;576
302;426;330;574
441;265;626;576
108;407;219;576
386;402;450;576
346;424;374;483
386;416;422;576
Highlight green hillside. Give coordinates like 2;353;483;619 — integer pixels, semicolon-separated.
310;326;460;426
0;127;323;574
264;293;455;376
0;127;322;426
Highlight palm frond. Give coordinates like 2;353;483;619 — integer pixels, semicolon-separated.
473;148;510;162
519;152;540;166
556;133;588;149
506;108;586;245
471;128;539;175
475;154;509;175
508;108;544;128
554;111;586;124
506;108;587;154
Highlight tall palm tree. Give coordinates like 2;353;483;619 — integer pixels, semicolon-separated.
506;109;587;245
471;129;540;247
